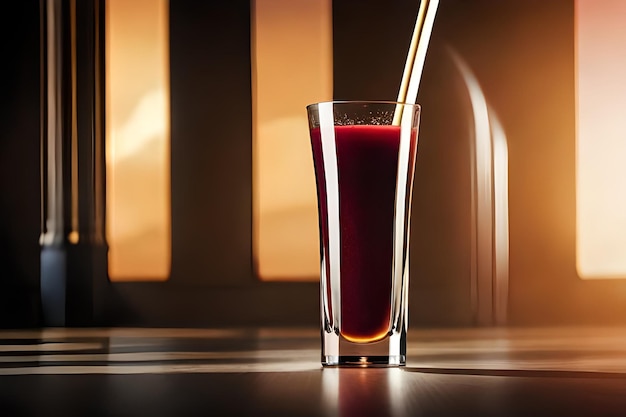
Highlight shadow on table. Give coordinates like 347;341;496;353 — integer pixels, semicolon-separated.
404;367;626;379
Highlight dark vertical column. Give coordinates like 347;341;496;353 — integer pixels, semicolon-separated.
40;0;108;326
169;0;253;285
0;1;41;328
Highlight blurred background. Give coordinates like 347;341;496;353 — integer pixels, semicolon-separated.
1;0;626;328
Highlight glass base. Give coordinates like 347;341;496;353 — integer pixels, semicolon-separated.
323;355;406;367
321;327;406;367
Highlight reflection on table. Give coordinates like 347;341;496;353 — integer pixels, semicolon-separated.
1;327;626;416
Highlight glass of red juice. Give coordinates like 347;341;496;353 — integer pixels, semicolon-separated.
306;101;421;366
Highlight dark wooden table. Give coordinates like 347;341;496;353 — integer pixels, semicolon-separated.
1;326;626;416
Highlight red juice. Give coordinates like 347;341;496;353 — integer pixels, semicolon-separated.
310;125;406;343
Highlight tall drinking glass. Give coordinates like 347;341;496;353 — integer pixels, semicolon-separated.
306;101;421;366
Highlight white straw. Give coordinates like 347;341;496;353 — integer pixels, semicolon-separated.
393;0;439;125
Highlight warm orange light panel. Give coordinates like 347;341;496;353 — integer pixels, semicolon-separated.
252;0;332;280
576;0;626;278
105;0;171;280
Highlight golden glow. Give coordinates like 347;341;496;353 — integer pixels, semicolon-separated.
252;0;332;280
70;0;79;242
576;0;626;278
340;331;389;344
105;0;171;280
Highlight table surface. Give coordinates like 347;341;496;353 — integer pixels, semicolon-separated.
2;326;626;416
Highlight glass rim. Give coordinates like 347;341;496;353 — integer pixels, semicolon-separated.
306;100;421;111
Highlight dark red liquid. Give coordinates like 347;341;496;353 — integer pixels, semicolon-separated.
311;125;404;343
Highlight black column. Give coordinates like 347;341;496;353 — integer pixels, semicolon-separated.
40;0;108;326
